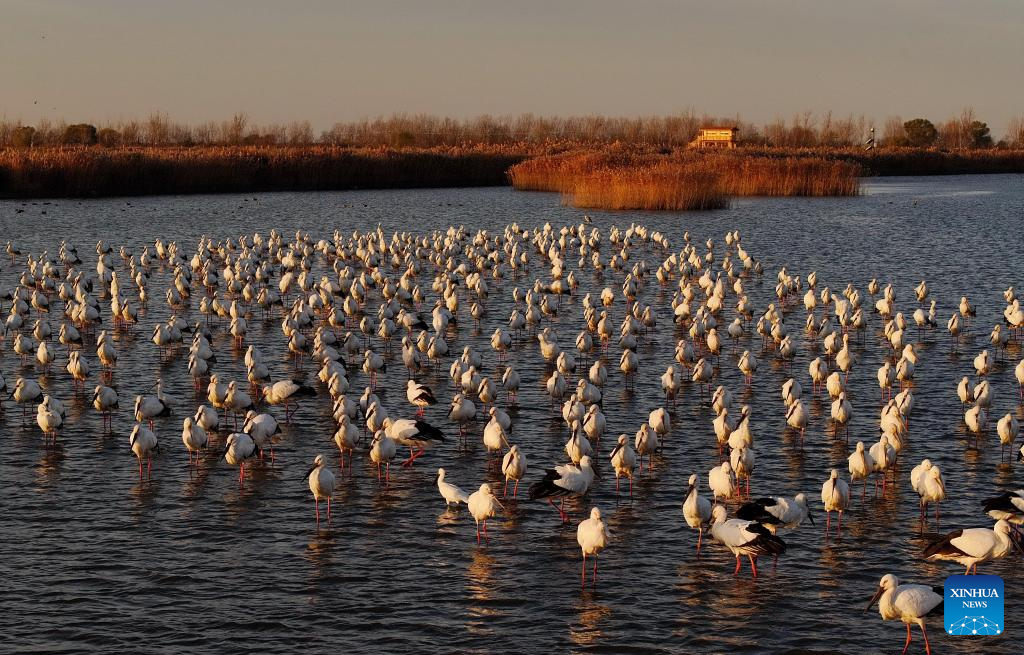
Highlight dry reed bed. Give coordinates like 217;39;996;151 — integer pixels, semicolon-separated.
741;147;1024;176
508;151;861;210
2;144;1023;201
571;165;729;211
0;146;526;198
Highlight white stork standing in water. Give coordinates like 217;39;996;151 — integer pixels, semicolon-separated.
223;432;260;487
709;505;786;578
406;379;437;417
708;461;737;504
997;412;1019;459
134;393;170;431
369;430;397;482
916;465;946;522
435;467;470;506
244;410;281;462
922;520;1020;575
529;455;595;523
500;444;527;498
384;417;446;467
865;574;943;655
682;473;712;555
92;384;119;433
736;494;813;534
467;483;503;543
129;423;159;478
181;416;208;466
820;469;850;537
263;378;316;422
36;396;63;443
304;454;336;524
847;441;874;500
577;507;610;587
224;381;254;429
448;393;477;442
609;434;637;496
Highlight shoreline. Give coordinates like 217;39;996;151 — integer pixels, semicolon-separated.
2;145;1022;201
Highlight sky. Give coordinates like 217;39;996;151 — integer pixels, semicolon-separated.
1;0;1022;137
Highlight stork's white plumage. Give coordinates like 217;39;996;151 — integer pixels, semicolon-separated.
467;483;503;543
529;455;595;523
36;397;63;440
709;505;786;578
304;454;336;524
243;410;280;460
436;467;470;506
917;465;946;521
129;423;159;478
737;494;813;534
369;430;397;481
384;417;446;467
224;381;254;424
193;405;219;433
134;393;170;429
262;378;314;422
820;469;850;536
406;379;437;416
482;415;510;456
577;507;610;586
866;574;943;655
224;432;260;487
500;444;527;499
682;473;713;554
181;416;208;466
922;520;1019;574
609;434;637;496
708;462;736;503
92;384;119;432
847;441;874;499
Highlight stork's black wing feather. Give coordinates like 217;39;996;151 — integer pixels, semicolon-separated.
529;468;572;500
737;501;782;525
413;420;446;442
923;529;967;558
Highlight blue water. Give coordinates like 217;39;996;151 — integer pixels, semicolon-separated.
1;175;1022;653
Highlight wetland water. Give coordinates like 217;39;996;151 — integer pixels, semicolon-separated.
1;175;1022;653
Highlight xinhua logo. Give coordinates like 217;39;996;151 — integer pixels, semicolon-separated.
945;575;1004;635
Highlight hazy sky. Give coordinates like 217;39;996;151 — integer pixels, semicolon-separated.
2;0;1022;136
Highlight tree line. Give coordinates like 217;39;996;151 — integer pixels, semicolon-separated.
1;110;1021;149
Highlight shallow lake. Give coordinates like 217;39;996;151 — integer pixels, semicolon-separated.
1;175;1022;653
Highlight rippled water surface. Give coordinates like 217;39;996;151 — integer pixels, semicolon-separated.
2;175;1023;654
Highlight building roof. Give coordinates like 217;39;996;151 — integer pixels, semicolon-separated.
702;126;739;131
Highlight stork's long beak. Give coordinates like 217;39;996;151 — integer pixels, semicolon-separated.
808;512;816;526
865;586;884;612
303;464;316;480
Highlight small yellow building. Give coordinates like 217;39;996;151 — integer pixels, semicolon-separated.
692;126;739;149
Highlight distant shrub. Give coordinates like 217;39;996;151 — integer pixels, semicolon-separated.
903;119;938;147
97;128;122;147
62;123;98;146
12;126;36;147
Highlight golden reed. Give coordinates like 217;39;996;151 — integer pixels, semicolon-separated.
3;143;1023;201
0;145;525;198
508;150;860;210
